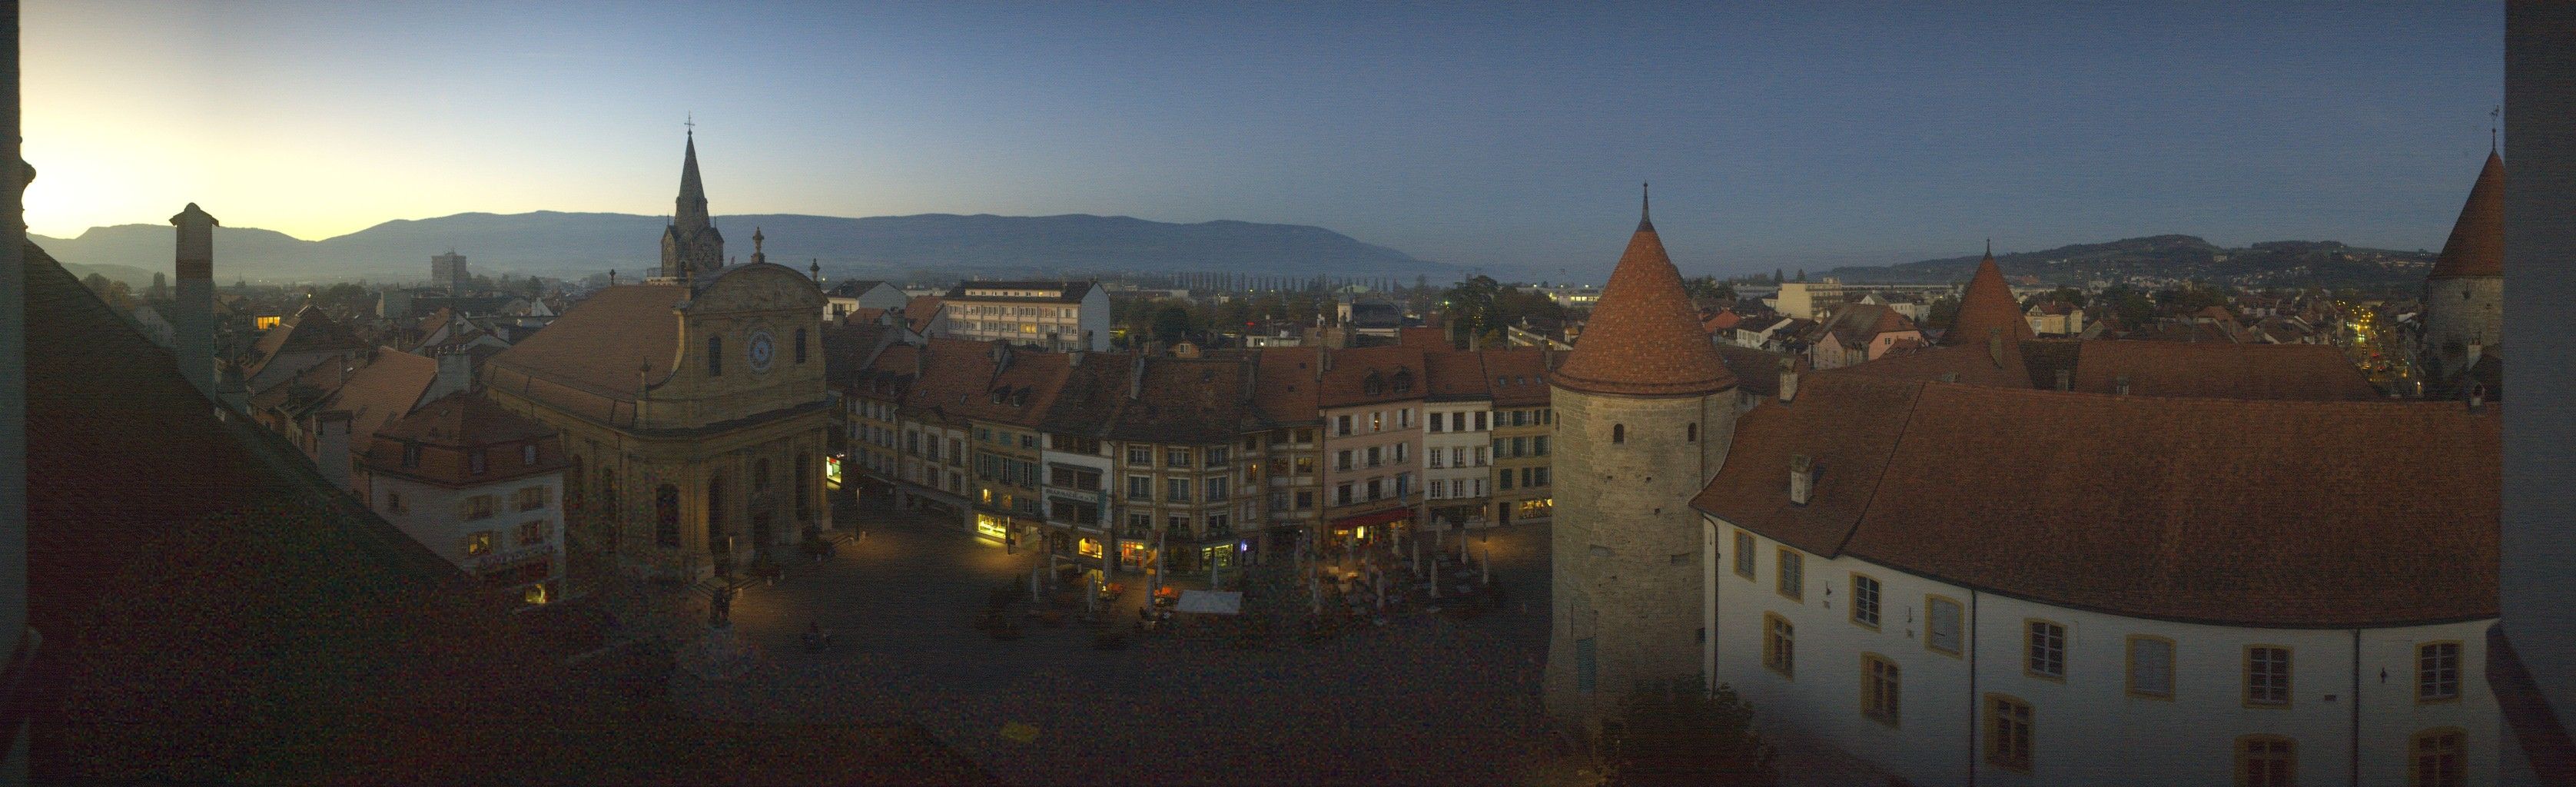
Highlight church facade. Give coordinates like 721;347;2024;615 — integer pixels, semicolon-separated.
481;133;832;580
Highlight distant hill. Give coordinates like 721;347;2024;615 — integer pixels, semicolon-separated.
1819;234;2435;288
32;211;1446;286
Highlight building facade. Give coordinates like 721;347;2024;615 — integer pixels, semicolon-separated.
358;391;570;605
1313;347;1427;553
480;134;831;581
937;281;1111;352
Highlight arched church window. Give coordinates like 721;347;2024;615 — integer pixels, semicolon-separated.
1688;423;1698;442
1612;423;1625;444
795;328;808;364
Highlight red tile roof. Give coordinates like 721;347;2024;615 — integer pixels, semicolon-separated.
1421;349;1490;400
905;296;946;334
1552;218;1734;397
483;283;686;403
1250;346;1323;423
360;390;567;486
241;302;367;380
1314;346;1427;407
1694;374;2497;627
1946;251;2034;346
2429;151;2504;279
899;338;1073;428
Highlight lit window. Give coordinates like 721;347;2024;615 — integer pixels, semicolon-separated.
2237;736;2294;787
2418;642;2461;702
1763;613;1794;679
2027;621;2066;679
1733;532;1755;579
1986;694;2033;772
465;530;494;556
2411;729;2464;787
2129;636;2176;698
1776;548;1803;600
2246;646;2291;706
1863;653;1900;726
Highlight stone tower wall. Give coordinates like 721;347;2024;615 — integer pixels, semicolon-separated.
1544;384;1738;727
2422;275;2503;379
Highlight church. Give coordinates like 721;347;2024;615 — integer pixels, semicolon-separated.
480;131;832;580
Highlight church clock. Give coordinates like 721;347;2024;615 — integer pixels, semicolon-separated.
747;330;775;373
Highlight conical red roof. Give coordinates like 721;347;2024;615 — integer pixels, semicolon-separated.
2428;151;2503;280
1944;251;2033;346
1553;214;1734;397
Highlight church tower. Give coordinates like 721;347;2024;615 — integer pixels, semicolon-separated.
2417;150;2504;394
659;129;725;280
1544;189;1740;729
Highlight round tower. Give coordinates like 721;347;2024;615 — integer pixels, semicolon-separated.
2418;151;2503;391
1544;190;1739;730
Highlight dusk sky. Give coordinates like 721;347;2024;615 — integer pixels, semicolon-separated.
27;2;2501;278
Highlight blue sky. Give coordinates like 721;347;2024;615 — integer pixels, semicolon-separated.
25;2;2502;278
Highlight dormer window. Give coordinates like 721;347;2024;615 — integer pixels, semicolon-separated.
400;441;422;468
469;450;488;475
1363;372;1384;396
522;444;538;466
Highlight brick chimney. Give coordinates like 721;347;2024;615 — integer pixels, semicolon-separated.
1788;454;1814;505
314;409;354;491
170;203;218;399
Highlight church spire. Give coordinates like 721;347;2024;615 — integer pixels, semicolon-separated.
659;127;726;279
676;128;709;231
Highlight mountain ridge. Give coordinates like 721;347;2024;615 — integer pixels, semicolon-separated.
34;211;1446;285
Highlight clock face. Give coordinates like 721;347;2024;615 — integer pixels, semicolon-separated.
747;330;775;373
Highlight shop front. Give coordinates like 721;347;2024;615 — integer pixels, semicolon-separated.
1326;507;1412;554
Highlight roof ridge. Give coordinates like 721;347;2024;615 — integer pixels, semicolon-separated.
1837;378;1930;557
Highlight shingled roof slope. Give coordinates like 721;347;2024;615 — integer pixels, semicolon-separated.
1250;347;1323;423
1694;374;2498;627
1481;348;1555;407
1316;346;1426;407
360;391;567;486
1109;357;1263;443
482;283;686;403
242;302;367;380
1945;251;2035;346
1422;349;1491;401
1552;208;1734;397
2429;151;2505;279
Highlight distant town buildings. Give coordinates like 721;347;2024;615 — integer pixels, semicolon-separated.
431;249;469;294
933;279;1110;352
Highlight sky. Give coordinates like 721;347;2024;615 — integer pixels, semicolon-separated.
25;2;2503;279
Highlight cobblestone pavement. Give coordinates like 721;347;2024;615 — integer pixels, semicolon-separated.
656;502;1578;785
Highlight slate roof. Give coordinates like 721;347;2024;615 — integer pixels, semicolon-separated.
2429;151;2505;279
1552;214;1734;397
1693;373;2498;627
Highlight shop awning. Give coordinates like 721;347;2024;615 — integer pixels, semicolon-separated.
1175;589;1242;616
1329;507;1412;530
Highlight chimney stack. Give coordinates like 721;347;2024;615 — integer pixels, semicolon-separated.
2114;374;2131;396
2054;368;2072;392
2468;384;2487;413
424;348;475;403
1788;454;1814;505
1777;357;1799;403
170;203;219;399
314;410;354;491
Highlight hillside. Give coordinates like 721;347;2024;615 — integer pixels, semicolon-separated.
33;211;1445;285
1820;234;2435;288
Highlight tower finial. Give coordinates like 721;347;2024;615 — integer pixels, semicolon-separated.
2491;105;2500;152
1636;182;1653;231
1985;237;1992;257
686;112;695;137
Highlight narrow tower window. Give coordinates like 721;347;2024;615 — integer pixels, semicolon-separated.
708;336;724;376
1687;423;1698;442
1612;423;1625;444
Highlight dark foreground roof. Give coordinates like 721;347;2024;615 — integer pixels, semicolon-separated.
25;240;991;785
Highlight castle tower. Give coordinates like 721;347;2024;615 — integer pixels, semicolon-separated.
2418;151;2504;392
1544;188;1739;729
169;203;217;399
1945;242;2033;346
659;129;725;280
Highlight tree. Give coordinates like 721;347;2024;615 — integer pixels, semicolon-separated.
1925;295;1960;330
1774;268;1784;284
81;273;136;314
1602;678;1777;787
1150;304;1195;344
